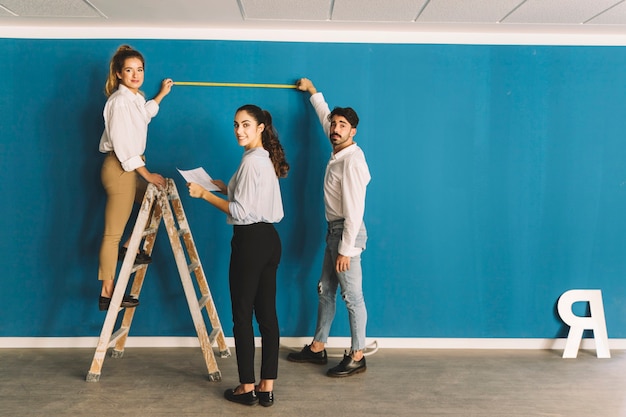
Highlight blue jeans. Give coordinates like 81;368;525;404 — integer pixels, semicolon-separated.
313;220;368;352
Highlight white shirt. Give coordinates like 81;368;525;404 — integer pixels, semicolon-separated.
98;84;160;172
310;92;371;257
227;147;284;225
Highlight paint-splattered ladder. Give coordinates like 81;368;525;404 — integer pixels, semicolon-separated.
86;179;230;382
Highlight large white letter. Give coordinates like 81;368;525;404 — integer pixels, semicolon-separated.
557;289;610;359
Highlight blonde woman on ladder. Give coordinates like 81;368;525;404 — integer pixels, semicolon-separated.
97;45;173;311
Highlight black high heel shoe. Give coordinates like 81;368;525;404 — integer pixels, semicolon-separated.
223;388;258;406
118;247;152;265
257;390;274;407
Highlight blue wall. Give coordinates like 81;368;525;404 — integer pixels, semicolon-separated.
1;38;626;339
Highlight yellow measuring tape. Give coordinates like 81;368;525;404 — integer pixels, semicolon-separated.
174;81;296;89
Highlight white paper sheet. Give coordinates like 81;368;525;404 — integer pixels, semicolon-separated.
177;167;221;192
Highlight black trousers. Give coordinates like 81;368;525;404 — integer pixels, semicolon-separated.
229;222;281;383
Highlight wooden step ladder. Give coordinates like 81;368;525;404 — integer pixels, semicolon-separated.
86;179;231;382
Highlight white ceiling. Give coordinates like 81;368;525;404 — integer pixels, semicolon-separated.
2;0;626;44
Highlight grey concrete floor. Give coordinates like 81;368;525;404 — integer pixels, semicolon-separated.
0;347;624;417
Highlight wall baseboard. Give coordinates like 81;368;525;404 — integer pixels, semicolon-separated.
1;337;625;350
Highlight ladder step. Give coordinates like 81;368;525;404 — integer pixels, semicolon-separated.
131;264;147;274
188;261;200;273
142;227;158;237
198;294;210;309
208;328;223;345
109;326;130;346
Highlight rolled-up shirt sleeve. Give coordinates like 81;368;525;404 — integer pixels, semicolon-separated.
339;156;370;257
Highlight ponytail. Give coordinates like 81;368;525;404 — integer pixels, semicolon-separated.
260;110;290;178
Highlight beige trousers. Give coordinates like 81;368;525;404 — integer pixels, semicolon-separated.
98;153;147;281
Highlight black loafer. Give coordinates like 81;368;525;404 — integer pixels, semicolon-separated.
327;353;366;377
99;295;139;311
224;388;258;406
287;344;328;364
257;391;274;407
118;247;152;265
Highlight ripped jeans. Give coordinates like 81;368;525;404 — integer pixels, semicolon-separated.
313;220;367;352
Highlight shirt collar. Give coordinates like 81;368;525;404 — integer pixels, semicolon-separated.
244;146;269;157
117;84;144;102
331;142;357;160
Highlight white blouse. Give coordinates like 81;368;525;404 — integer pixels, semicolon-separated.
227;147;284;225
98;84;159;172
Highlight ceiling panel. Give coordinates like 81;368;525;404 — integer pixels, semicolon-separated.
0;0;101;17
331;0;427;22
504;0;622;24
89;0;242;26
587;1;626;24
0;5;16;16
240;0;331;21
417;0;522;23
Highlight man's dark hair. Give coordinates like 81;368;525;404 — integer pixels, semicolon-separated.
329;106;359;128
